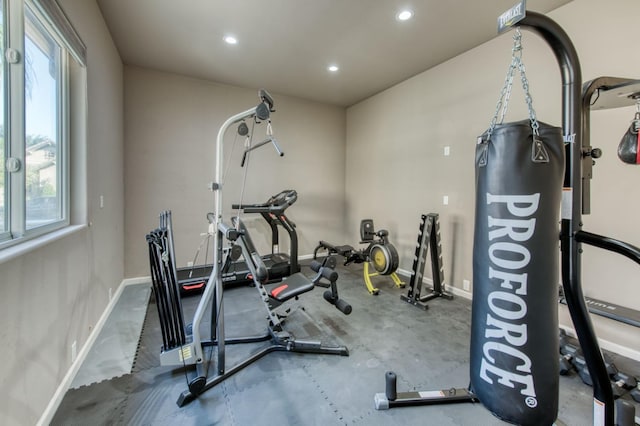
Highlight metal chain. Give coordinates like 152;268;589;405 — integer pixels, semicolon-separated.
500;31;522;124
488;51;517;139
518;55;540;136
487;28;540;139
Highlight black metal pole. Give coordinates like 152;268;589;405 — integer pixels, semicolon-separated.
576;230;640;265
519;12;614;425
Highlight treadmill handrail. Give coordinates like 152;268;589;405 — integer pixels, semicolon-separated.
232;189;297;213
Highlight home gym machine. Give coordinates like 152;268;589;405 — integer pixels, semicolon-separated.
147;90;351;407
375;4;640;426
400;213;454;310
313;219;404;295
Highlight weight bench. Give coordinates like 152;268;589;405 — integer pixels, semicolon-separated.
231;217;352;319
265;272;315;302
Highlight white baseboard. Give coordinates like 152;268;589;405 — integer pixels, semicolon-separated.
37;278;135;426
123;275;151;286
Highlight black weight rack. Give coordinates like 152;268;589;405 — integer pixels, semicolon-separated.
401;213;453;310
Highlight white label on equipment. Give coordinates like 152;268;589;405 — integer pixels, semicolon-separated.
561;188;572;220
418;390;445;398
593;398;605;426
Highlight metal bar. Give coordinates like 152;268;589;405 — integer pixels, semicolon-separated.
576;230;640;265
190;106;258;366
519;12;614;425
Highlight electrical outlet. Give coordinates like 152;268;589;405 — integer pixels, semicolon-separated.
463;279;470;292
71;341;77;363
444;146;450;156
187;261;194;267
443;195;449;205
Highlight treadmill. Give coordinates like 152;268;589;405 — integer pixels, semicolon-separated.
177;189;300;294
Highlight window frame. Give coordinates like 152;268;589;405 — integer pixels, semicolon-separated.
0;0;8;241
0;0;74;250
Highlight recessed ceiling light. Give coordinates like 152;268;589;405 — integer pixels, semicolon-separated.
328;65;339;72
223;35;238;45
396;9;414;21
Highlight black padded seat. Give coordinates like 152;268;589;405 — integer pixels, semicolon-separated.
333;245;355;256
266;272;315;302
316;242;354;257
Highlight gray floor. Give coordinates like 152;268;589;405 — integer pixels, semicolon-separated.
52;261;640;425
70;283;151;389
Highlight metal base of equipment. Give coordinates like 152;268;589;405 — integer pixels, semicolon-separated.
177;329;348;407
373;371;477;410
400;286;454;311
363;262;404;295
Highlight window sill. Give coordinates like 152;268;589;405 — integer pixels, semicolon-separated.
0;224;87;265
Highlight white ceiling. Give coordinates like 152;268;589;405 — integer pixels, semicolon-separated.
96;0;571;107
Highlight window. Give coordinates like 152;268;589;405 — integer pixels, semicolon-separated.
25;6;64;229
0;0;85;249
0;3;6;237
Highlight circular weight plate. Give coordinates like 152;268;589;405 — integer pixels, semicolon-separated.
370;243;399;275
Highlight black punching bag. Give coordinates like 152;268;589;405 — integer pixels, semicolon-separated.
470;119;564;425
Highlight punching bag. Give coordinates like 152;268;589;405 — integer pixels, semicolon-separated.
470;29;565;426
617;117;640;165
471;120;564;425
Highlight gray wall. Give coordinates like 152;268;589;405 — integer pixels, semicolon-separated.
123;67;347;277
346;0;640;354
0;0;124;424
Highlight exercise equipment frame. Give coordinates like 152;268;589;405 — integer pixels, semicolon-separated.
149;91;350;407
313;219;404;295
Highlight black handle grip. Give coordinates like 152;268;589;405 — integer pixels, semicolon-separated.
385;371;397;401
323;291;352;315
323;268;339;282
311;261;338;282
310;260;322;272
251;253;268;283
335;298;352;315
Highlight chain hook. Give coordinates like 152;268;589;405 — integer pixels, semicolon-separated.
487;26;540;139
512;28;523;58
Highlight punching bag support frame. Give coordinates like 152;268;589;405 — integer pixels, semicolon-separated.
375;7;638;425
496;10;640;426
